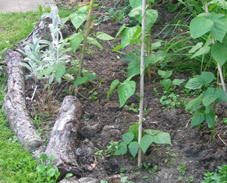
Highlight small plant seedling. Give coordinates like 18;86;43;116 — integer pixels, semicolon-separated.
124;103;139;113
89;91;98;102
94;150;103;159
186;176;194;183
223;118;227;125
178;163;186;176
105;141;119;157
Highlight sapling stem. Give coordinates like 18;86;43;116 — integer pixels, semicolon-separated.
204;1;227;95
78;0;94;78
138;0;146;167
147;0;152;81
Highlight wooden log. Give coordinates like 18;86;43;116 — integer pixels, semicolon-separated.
45;96;83;177
3;50;43;150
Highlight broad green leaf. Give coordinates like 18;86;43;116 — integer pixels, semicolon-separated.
151;40;162;50
191;45;210;59
40;154;47;163
158;70;172;79
191;112;205;127
140;134;153;154
211;35;227;66
161;79;172;91
114;142;127;155
115;24;126;39
70;13;87;29
172;79;185;86
117;80;136;107
206;13;227;43
190;16;213;38
129;0;142;8
202;87;215;97
107;79;120;99
54;63;66;83
215;88;227;102
127;58;140;77
185;98;201;111
205;112;215;128
189;42;203;53
145;9;158;31
70;33;83;52
87;37;103;50
145;54;159;65
185;77;203;90
96;32;114;41
65;173;73;178
36;164;45;172
144;129;171;145
74;76;87;87
122;132;134;145
47;168;55;177
128;141;139;158
202;95;217;106
201;72;215;84
129;123;139;140
121;27;138;49
128;6;141;18
49;155;55;164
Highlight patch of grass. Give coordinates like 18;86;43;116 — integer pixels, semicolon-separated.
0;11;41;58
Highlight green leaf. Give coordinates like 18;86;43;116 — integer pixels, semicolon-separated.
191;45;210;59
206;13;227;43
128;141;139;158
96;32;114;41
118;142;128;155
191;112;205;127
205;112;215;128
70;13;87;29
185;77;203;90
172;79;185;86
129;123;139;140
201;72;215;84
202;95;217;106
54;63;66;83
122;132;134;145
189;42;203;53
36;164;45;173
161;79;172;91
151;40;162;50
70;33;83;52
49;155;55;164
121;27;138;49
40;154;47;163
115;24;126;39
143;129;171;145
127;57;140;77
215;88;227;102
185;98;201;111
140;134;153;154
145;9;158;31
189;16;213;39
65;173;73;178
47;168;56;178
211;35;227;66
112;45;122;52
129;0;142;8
117;80;136;107
107;79;120;99
158;70;172;79
87;37;103;50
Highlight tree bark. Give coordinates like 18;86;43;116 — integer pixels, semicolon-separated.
45;96;83;177
3;50;43;150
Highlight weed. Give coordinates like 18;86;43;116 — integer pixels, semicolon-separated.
201;165;227;183
124;103;139;113
186;176;194;183
178;163;186;176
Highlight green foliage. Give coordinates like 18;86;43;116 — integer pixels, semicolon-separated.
112;123;171;159
201;165;227;183
19;6;70;84
185;71;226;128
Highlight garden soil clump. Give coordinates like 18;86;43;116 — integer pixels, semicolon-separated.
4;0;227;183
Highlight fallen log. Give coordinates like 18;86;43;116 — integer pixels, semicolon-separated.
45;96;83;177
3;50;43;150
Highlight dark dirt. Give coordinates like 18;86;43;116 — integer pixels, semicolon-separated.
22;1;227;183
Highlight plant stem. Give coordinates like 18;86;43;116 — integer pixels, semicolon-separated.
205;1;227;95
138;0;146;167
147;0;152;81
78;0;94;78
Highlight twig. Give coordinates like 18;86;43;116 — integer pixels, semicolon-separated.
217;134;227;146
30;85;38;101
